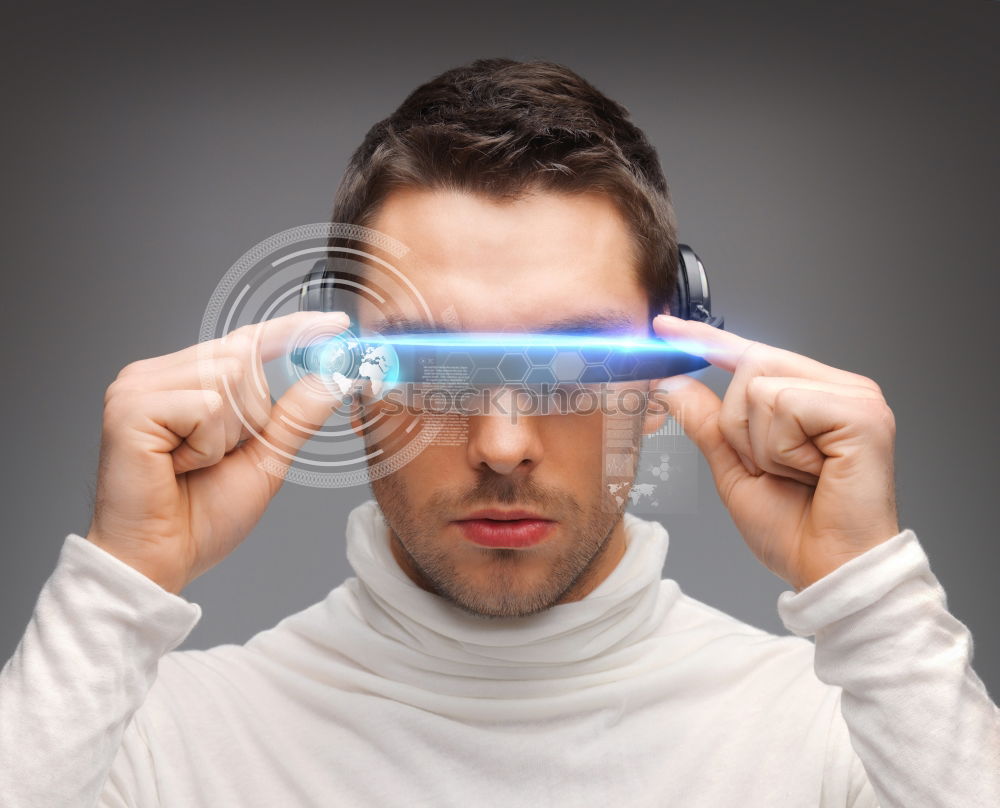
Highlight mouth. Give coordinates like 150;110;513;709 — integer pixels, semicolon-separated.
453;509;557;549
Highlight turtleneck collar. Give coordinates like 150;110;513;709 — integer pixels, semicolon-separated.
330;500;676;688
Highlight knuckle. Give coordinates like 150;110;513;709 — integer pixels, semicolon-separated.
716;410;746;450
195;357;244;393
218;356;246;385
209;444;227;465
115;359;148;380
102;390;135;428
876;401;896;433
773;386;797;410
202;437;227;465
104;378;128;405
182;438;225;469
200;389;225;416
738;342;764;369
745;375;768;400
852;373;882;396
858;397;895;436
222;330;253;357
194;340;219;361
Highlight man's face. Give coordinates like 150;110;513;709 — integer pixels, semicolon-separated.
359;187;654;618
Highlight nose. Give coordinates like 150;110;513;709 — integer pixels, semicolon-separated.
465;388;544;476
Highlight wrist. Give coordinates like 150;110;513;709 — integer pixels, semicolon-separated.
792;526;901;591
85;532;190;595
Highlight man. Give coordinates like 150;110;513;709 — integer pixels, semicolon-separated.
1;58;997;807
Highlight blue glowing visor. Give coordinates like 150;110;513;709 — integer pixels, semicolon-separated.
291;331;712;387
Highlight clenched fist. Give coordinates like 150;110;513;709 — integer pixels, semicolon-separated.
87;311;348;594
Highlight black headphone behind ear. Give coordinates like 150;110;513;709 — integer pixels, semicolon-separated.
670;244;724;328
299;243;724;331
298;258;338;315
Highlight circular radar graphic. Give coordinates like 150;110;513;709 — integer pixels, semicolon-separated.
199;222;449;489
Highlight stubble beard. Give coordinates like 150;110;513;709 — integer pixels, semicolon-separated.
369;468;628;619
364;407;645;618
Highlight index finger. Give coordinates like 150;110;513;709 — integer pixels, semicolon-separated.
652;314;754;373
225;310;351;364
652;314;877;390
118;311;351;378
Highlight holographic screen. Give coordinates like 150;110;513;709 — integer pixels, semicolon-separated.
200;222;706;514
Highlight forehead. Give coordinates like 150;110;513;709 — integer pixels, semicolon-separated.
360;187;649;335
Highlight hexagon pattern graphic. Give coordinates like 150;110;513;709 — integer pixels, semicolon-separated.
430;346;647;386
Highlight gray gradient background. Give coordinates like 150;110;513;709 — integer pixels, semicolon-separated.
2;0;998;697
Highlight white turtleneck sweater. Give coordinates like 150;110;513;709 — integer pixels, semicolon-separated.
1;501;998;807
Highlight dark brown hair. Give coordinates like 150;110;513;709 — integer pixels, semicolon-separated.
330;58;679;318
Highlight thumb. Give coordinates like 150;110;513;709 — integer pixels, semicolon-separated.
651;374;747;492
247;375;344;493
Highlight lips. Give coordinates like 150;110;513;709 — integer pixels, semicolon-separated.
454;509;556;549
460;509;549;521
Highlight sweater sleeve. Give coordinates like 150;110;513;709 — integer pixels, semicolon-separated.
777;529;1000;808
0;533;202;808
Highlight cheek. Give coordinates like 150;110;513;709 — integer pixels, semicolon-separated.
362;408;471;491
541;410;645;505
539;413;609;475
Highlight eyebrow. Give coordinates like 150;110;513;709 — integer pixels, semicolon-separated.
367;312;640;336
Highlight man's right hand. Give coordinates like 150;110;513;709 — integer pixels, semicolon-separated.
86;311;348;594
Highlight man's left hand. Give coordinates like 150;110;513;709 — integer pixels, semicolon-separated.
651;314;900;591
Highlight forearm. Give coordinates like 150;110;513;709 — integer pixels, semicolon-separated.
0;534;200;808
779;529;1000;808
